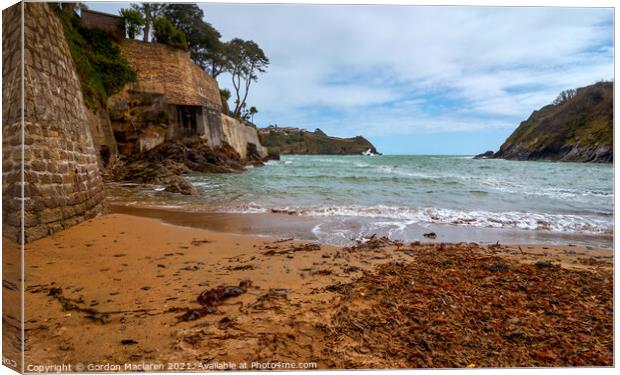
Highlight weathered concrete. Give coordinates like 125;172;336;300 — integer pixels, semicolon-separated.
221;114;268;160
2;3;106;243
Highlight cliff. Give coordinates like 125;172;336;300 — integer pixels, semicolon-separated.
492;82;613;163
103;39;270;193
258;127;378;155
107;39;267;163
2;3;106;242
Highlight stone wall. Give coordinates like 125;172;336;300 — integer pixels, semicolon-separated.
2;2;23;244
2;3;25;371
2;3;106;243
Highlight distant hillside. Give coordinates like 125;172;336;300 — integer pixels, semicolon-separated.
258;127;379;155
491;81;613;163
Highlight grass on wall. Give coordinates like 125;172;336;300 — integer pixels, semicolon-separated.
52;5;137;110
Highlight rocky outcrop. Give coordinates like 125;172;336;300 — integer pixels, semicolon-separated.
102;36;271;194
473;151;494;159
104;139;252;195
106;40;268;164
107;89;171;156
258;126;378;155
491;82;612;163
2;2;106;243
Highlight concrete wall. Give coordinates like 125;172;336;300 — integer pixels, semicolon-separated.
220;114;268;160
2;3;106;243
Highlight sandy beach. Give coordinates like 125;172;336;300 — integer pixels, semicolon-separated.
9;213;612;369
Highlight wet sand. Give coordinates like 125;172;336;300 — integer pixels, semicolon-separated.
11;213;613;369
110;204;613;249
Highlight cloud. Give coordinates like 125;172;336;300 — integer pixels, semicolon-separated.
86;2;613;147
194;4;612;135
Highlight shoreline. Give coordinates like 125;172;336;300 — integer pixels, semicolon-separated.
10;212;613;368
109;203;613;249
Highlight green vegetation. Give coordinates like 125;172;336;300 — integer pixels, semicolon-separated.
129;3;167;42
219;88;231;114
161;4;221;70
227;38;269;118
128;2;269;120
119;8;145;39
153;16;188;50
496;81;613;162
52;5;137;109
258;128;378;155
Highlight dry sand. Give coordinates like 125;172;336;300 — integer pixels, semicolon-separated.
3;213;613;369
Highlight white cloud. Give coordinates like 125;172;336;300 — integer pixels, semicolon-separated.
197;4;612;135
87;2;613;138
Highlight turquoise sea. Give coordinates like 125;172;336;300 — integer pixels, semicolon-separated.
108;155;614;247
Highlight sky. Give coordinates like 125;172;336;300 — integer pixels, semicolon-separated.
86;2;614;155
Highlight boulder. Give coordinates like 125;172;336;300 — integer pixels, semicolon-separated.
163;175;198;195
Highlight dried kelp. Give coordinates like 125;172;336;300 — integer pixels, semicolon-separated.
177;280;252;322
344;235;402;252
263;243;321;256
324;245;612;368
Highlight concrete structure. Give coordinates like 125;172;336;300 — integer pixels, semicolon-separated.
110;39;267;159
80;8;124;38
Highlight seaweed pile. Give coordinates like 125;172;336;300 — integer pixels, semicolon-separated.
323;244;612;368
177;280;252;322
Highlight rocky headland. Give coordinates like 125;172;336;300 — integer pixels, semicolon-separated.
258;126;379;155
477;82;612;163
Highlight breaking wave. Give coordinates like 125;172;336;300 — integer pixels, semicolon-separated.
222;204;612;234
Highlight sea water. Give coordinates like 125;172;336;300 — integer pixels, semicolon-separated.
108;155;613;247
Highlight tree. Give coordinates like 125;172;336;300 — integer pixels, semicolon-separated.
553;89;576;105
130;3;168;42
162;4;225;77
161;3;204;34
249;106;258;123
220;88;231;114
153;17;188;50
190;23;226;77
227;38;269;118
119;8;145;39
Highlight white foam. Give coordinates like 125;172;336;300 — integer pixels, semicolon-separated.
224;203;612;234
223;202;268;214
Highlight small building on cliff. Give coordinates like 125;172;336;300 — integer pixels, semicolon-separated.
79;8;124;38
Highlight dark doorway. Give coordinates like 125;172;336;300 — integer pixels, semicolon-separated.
176;105;201;137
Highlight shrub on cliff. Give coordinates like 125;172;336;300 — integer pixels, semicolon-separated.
119;8;145;39
52;4;137;110
153;16;188;50
494;81;613;162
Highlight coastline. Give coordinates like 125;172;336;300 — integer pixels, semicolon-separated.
109;204;613;249
17;212;613;368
